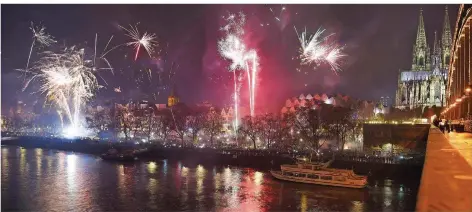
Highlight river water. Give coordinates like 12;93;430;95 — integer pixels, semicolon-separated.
1;146;418;211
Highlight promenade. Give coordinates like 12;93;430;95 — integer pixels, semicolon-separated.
416;127;472;212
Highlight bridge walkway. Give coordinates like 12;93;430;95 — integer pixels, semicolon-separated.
417;127;472;211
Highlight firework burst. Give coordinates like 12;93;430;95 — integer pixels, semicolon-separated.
295;26;346;74
25;22;56;70
218;12;259;123
22;46;102;137
119;24;158;61
269;5;286;22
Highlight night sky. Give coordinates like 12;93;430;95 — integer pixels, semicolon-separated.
1;4;459;113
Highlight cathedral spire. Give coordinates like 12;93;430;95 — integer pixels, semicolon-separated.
412;8;429;70
441;6;452;47
433;31;440;54
415;8;427;48
441;6;452;67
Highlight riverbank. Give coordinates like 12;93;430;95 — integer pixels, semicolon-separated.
1;136;424;179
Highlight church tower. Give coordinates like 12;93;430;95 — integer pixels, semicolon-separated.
396;7;449;109
441;6;452;69
412;9;430;71
431;31;442;69
167;85;179;107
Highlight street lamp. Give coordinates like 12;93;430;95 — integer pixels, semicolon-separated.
466;85;472;93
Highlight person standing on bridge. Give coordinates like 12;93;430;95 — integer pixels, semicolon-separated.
433;117;440;128
439;120;445;133
445;119;450;133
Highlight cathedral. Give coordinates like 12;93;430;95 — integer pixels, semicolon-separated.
395;7;452;110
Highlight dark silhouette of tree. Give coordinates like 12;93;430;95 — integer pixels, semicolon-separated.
187;106;207;147
259;113;292;149
144;106;156;142
324;106;354;152
293;101;327;159
170;103;190;147
114;104;132;141
204;109;224;147
155;109;173;142
238;115;263;149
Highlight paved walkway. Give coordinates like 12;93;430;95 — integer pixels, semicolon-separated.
417;127;472;212
446;132;472;168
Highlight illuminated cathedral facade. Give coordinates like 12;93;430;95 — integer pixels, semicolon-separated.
395;7;452;109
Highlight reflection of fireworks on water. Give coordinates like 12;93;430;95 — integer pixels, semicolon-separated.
295;26;346;74
218;12;259;128
119;24;158;61
22;47;102;138
25;22;56;70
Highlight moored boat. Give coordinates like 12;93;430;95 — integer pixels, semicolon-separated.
100;148;138;162
270;159;367;189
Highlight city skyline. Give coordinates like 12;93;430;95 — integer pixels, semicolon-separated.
1;4;459;113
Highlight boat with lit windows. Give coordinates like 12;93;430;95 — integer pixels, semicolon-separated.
270;159;368;188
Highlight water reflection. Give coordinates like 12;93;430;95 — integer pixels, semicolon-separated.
2;147;9;179
351;200;364;212
147;178;158;210
196;165;205;196
162;159;168;174
19;148;27;179
117;164;126;202
66;154;77;193
300;192;308;212
1;146;419;211
35;149;42;177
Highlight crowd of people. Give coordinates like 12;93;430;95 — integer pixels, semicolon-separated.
433;117;451;133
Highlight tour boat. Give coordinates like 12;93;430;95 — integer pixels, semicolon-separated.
270;159;368;189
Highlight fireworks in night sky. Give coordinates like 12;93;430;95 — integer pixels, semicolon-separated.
218;12;259;124
295;26;346;75
25;22;56;70
22;46;102;138
119;24;158;61
11;5;354;133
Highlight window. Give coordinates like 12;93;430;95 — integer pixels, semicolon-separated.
320;176;332;181
307;174;319;179
284;172;293;176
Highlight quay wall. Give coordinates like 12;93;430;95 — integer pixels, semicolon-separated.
363;124;430;149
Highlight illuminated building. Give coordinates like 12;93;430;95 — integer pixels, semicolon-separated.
281;93;376;119
380;96;391;107
395;7;452;109
167;85;179;107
